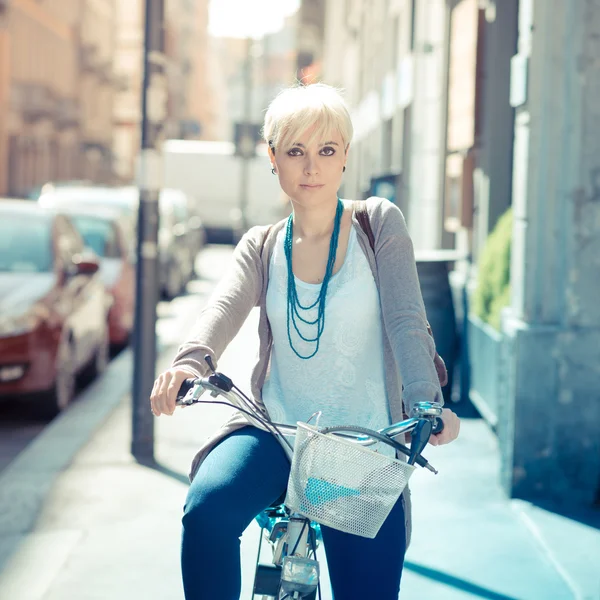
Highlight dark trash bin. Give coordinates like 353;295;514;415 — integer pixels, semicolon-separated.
414;250;464;403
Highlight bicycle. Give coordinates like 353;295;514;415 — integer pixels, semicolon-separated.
175;355;444;600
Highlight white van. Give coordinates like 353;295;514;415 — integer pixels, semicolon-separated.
162;140;287;243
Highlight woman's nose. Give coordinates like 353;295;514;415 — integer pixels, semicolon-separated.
304;156;319;175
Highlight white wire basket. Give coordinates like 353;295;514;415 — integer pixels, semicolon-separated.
284;422;415;539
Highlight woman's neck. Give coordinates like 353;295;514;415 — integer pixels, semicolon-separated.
291;197;342;240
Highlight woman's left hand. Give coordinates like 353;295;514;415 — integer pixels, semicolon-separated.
429;408;460;446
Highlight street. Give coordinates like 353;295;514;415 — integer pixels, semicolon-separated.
0;244;596;600
0;353;124;478
0;244;233;478
0;243;277;599
0;409;46;475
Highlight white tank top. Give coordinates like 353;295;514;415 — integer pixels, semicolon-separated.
261;226;393;451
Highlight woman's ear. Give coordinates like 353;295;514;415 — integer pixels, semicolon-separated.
268;145;276;170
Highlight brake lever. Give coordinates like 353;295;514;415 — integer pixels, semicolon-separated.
408;419;433;465
203;354;234;395
207;372;233;393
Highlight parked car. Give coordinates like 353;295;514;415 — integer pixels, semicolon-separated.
38;184;204;300
0;200;111;417
159;188;199;294
63;206;135;349
27;180;96;201
38;185;137;233
114;186;204;298
162;139;284;243
163;187;206;264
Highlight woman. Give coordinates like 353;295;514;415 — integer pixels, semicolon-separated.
150;83;460;599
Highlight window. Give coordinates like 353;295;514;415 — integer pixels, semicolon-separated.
382;118;393;172
69;215;121;258
0;214;52;273
410;0;417;50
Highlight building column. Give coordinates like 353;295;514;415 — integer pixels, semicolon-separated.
22;137;35;195
12;137;26;196
408;0;448;250
500;0;600;506
473;0;518;254
34;137;47;189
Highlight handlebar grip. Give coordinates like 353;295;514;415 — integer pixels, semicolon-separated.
176;378;197;402
432;416;444;435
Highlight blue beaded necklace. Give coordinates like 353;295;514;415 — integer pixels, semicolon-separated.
284;198;344;359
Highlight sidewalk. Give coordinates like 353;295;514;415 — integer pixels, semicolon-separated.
0;311;598;599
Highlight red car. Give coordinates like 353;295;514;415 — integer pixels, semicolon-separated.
0;200;111;417
64;206;136;349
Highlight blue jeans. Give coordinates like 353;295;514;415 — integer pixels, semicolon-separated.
181;427;406;600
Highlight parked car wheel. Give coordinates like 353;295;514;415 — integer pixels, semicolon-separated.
39;337;77;419
163;265;184;300
87;324;110;380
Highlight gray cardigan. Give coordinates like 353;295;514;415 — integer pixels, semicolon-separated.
171;196;444;546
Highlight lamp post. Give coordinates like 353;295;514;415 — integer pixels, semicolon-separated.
131;0;167;461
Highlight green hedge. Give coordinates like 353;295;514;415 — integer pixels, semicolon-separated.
471;207;513;331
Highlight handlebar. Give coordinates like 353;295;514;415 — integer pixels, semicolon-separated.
176;375;443;434
177;378;196;401
174;358;444;473
175;377;198;406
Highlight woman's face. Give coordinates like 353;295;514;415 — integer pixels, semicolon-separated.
270;127;348;206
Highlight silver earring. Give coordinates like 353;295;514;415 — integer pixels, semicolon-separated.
271;168;276;175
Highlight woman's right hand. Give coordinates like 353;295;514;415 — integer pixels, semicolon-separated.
150;368;197;417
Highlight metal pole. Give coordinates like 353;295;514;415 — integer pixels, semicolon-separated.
132;0;166;461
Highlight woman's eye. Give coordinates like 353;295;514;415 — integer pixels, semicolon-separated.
287;147;336;157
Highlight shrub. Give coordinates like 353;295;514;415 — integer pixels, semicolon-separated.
471;207;513;330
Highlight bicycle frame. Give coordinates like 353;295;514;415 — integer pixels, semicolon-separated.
175;358;443;599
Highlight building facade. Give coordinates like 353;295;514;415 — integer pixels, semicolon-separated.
321;0;600;508
113;0;217;183
323;0;450;251
210;16;299;145
112;0;144;183
499;0;600;507
0;0;106;197
78;0;117;184
185;0;218;141
0;0;218;193
295;0;325;83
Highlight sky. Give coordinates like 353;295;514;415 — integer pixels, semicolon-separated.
208;0;300;38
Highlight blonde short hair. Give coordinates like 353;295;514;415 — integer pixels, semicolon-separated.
263;83;353;154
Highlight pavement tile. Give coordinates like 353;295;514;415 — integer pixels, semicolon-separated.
0;258;598;599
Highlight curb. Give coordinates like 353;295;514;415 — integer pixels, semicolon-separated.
0;348;133;569
510;499;582;600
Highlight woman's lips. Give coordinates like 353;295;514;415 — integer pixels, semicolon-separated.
300;184;324;189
